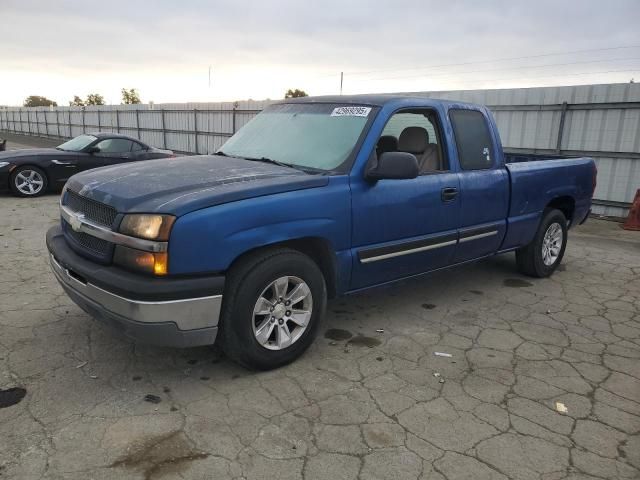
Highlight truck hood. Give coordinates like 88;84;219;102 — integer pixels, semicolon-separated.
65;155;329;216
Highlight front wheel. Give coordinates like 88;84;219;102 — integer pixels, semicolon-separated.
516;209;567;278
219;248;327;370
10;166;48;197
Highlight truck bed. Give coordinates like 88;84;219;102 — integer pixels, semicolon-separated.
495;155;595;251
504;152;573;163
507;154;593;226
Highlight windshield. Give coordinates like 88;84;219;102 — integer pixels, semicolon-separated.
57;134;97;152
219;103;373;171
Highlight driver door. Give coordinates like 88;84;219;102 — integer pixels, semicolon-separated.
74;149;104;173
350;109;461;289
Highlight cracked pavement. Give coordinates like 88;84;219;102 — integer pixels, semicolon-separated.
1;135;640;480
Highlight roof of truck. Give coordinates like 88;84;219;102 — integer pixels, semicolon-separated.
279;94;478;108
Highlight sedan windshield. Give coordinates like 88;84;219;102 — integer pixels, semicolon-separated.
57;134;97;152
219;103;373;171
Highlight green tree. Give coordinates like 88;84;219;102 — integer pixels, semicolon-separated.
23;95;57;107
69;96;85;107
121;88;141;104
86;93;105;106
284;88;308;98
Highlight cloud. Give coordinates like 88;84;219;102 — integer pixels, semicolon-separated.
1;0;639;104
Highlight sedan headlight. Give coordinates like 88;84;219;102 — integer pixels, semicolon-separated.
0;161;11;169
119;214;175;241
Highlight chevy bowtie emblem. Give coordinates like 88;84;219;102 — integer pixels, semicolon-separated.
69;212;85;232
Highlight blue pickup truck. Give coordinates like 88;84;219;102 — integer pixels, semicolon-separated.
46;95;596;369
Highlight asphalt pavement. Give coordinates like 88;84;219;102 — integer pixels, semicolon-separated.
0;133;639;480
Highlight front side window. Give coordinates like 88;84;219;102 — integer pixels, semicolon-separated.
376;110;446;173
449;109;494;170
219;103;373;171
95;139;133;153
57;134;97;152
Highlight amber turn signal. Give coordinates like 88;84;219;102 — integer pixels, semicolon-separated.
114;246;168;276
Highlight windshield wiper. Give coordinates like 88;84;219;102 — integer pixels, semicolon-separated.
217;151;304;170
215;151;315;174
242;156;297;169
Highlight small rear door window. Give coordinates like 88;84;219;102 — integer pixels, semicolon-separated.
449;109;494;170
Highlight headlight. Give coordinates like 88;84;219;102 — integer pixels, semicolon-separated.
0;161;11;169
119;214;175;241
114;245;168;276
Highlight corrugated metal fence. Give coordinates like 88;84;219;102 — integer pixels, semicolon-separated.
406;83;640;217
1;83;639;216
0;100;270;156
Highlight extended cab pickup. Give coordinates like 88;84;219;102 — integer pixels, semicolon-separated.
46;95;596;369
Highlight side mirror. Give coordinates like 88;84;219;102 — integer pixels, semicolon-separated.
366;151;419;181
86;146;100;154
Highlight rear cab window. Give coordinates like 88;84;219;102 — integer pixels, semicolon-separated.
449;109;494;170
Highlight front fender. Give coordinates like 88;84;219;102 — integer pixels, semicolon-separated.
225;218;339;247
168;176;351;276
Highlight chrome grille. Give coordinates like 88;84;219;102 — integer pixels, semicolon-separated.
63;220;111;255
64;190;117;227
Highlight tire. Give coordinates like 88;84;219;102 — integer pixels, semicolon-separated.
10;165;48;197
516;208;567;278
219;248;327;370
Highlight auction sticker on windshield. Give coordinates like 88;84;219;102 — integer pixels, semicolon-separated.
331;106;372;117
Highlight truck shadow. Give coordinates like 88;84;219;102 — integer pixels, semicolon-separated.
89;251;524;374
29;249;549;425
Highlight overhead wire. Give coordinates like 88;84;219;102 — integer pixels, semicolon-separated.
327;44;640;78
358;57;640;83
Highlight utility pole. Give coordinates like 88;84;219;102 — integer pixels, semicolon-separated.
340;72;344;95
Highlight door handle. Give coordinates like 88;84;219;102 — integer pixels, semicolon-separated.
441;187;458;202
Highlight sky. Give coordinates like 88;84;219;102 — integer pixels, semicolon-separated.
1;0;639;106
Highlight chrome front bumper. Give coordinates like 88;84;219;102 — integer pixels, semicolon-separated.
50;254;222;347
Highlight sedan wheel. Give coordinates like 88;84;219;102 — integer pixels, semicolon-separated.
11;166;48;197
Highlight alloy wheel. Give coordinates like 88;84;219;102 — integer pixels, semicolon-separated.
542;222;563;266
15;170;44;195
252;275;313;351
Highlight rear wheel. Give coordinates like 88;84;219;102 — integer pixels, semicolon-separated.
10;166;48;197
219;248;327;370
516;208;567;277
